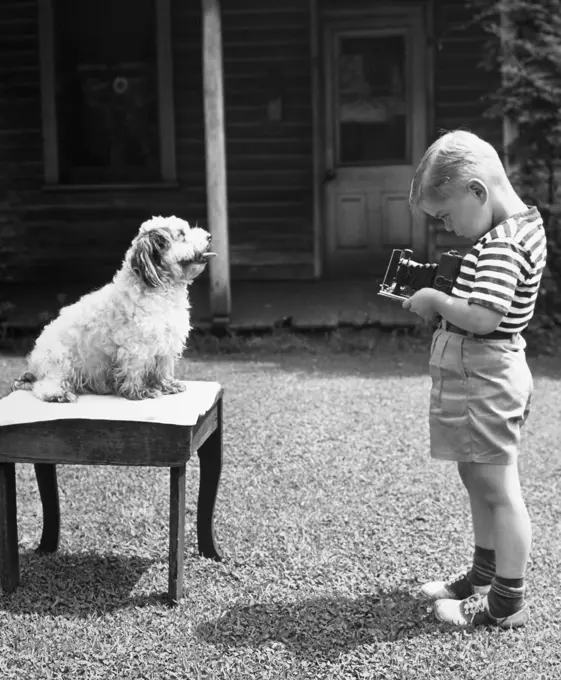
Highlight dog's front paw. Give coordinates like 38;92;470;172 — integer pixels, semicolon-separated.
11;371;36;392
119;384;163;400
138;387;163;400
159;380;187;395
12;379;32;392
44;390;78;404
28;378;78;403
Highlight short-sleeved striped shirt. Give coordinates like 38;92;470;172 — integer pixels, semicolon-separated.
451;206;547;334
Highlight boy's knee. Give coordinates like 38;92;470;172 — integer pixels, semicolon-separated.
478;486;510;509
467;464;521;508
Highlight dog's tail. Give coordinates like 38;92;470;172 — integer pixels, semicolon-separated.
11;371;37;392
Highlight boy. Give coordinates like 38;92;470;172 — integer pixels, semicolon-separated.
404;130;547;628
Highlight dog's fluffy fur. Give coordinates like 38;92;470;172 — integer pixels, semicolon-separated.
12;215;214;402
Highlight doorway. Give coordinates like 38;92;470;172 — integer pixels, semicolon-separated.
322;6;429;277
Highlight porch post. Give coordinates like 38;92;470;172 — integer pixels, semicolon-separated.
309;0;322;278
202;0;231;325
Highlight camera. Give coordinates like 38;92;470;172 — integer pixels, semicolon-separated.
378;248;463;301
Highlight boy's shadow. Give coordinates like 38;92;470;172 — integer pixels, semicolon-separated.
0;549;165;615
197;588;434;659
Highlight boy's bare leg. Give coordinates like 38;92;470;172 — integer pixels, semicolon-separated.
420;462;498;601
433;460;531;623
458;462;494;551
463;461;531;577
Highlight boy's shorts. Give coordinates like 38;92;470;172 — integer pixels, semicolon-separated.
429;325;533;465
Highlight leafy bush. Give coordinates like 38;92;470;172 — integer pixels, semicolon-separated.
466;0;561;316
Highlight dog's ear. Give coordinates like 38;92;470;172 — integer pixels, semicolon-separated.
130;228;171;287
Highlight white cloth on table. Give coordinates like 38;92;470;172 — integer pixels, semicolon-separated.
0;381;222;428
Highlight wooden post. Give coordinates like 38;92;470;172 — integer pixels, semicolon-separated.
310;0;322;278
156;0;177;182
38;0;59;184
202;0;231;326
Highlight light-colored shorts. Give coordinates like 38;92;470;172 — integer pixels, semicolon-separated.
429;327;533;465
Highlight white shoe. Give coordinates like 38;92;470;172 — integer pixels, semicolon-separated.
420;572;491;601
434;593;529;628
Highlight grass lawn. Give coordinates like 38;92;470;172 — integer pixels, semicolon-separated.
0;329;560;679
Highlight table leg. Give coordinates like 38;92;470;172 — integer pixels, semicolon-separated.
0;463;20;592
168;464;186;604
197;397;223;561
34;463;60;553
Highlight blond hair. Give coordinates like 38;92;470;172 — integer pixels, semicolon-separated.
409;130;508;217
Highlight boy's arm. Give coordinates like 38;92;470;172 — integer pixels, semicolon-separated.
431;292;503;334
424;236;530;333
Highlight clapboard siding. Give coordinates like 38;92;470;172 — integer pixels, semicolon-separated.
0;0;506;284
430;0;502;261
0;0;314;284
0;1;40;281
433;1;501;144
176;0;314;276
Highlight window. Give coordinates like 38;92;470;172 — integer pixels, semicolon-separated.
336;32;410;165
39;0;176;187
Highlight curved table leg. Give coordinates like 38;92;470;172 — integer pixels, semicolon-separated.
197;397;223;561
0;463;19;592
34;463;60;553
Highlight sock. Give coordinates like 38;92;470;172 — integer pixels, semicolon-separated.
467;545;496;587
488;576;526;618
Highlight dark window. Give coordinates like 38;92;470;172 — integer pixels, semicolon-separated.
337;34;409;165
53;0;162;184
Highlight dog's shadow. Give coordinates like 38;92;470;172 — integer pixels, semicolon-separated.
0;550;165;616
196;588;434;658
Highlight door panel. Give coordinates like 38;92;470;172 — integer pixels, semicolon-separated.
382;192;411;246
336;194;368;248
323;8;427;277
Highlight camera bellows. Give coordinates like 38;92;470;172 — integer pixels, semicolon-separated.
378;249;464;301
395;261;438;292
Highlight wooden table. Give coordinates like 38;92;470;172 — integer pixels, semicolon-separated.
0;381;223;604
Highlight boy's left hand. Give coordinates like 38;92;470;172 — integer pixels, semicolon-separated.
402;288;439;322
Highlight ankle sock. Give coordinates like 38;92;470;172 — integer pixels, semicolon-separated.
488;575;526;618
468;545;496;587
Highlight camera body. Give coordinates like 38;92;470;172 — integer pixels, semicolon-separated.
378;248;463;301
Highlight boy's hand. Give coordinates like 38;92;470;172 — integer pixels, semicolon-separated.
402;288;439;322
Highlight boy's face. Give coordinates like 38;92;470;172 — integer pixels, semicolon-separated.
421;181;492;242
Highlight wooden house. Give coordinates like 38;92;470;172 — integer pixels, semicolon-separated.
1;0;502;324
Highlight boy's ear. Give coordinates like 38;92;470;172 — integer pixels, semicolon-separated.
467;178;489;204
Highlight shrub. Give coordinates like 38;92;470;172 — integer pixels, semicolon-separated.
466;0;561;315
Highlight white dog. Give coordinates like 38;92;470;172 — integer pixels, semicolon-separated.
12;215;215;402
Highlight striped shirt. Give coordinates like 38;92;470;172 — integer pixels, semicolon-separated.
451;206;547;333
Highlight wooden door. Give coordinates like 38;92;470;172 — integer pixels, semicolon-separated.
323;8;428;277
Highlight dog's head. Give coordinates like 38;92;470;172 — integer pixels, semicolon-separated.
127;216;216;288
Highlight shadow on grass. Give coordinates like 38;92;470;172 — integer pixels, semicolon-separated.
196;588;433;658
0;550;167;616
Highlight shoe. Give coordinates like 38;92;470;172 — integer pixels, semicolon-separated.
434;593;529;628
420;572;491;601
